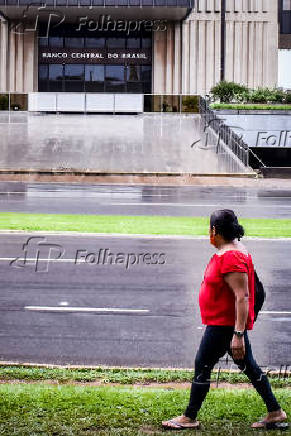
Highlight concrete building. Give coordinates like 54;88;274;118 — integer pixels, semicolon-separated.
0;0;289;96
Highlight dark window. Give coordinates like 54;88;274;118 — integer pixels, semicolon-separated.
85;65;105;92
105;65;125;81
105;81;126;93
64;81;85;92
49;64;63;80
85;65;105;81
39;27;152;93
127;82;143;93
39;65;48;79
141;65;151;82
49;81;63;92
281;0;291;33
127;38;140;48
65;37;85;48
127;65;140;81
85;38;105;48
49;37;63;48
39;37;49;47
107;38;126;48
142;37;152;48
64;64;85;80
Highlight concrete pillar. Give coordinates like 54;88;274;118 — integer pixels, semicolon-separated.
24;30;35;92
0;19;9;91
205;20;215;94
9;25;16;91
173;23;181;94
197;20;206;95
189;20;198;94
153;29;166;93
165;24;173;94
15;24;24;92
248;21;255;89
181;21;190;94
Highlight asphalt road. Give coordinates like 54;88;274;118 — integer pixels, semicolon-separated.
1;182;291;218
0;233;290;368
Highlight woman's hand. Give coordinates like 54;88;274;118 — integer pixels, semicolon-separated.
231;335;245;360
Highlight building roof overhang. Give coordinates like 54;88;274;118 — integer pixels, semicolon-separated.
0;1;194;22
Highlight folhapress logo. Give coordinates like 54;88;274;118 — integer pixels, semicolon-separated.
10;236;65;273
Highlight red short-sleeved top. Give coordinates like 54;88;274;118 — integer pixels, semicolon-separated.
199;250;255;330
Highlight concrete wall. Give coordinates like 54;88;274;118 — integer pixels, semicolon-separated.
0;21;37;92
153;0;279;95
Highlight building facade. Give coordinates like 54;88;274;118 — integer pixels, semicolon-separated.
0;0;287;95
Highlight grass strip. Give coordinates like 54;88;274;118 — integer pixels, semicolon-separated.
0;213;291;238
0;383;289;436
0;366;289;388
210;103;291;110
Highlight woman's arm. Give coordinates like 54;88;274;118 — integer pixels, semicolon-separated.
224;272;249;360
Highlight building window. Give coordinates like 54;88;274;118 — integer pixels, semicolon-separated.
49;37;64;48
65;38;85;48
85;65;105;92
107;38;126;48
38;27;152;93
85;38;106;48
281;0;291;33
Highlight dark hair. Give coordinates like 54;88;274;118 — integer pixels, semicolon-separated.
210;209;245;241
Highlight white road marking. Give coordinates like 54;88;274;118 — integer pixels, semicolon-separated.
261;311;291;315
24;306;149;313
0;258;85;263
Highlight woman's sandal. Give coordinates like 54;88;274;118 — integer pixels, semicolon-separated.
252;411;288;431
162;416;200;431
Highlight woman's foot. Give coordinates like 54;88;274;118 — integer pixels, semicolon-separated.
162;415;200;430
251;409;287;429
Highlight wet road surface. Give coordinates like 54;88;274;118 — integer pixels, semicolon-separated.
0;234;290;368
1;182;291;218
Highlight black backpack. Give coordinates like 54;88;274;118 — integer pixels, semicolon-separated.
254;270;266;321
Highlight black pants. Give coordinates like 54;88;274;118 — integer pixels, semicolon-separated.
184;326;281;420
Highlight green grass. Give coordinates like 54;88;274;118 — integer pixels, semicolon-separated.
1;212;291;238
210;103;291;111
0;365;289;388
0;383;289;436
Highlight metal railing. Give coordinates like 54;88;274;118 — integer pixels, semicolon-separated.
199;97;266;170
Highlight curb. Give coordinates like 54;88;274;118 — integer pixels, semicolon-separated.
0;230;291;241
0;169;257;178
0;361;289;376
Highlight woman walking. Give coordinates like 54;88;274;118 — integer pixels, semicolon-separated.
162;210;287;430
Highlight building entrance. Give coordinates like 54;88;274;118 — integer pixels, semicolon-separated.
38;25;152;93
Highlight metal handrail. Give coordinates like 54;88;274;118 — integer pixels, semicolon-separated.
199;97;267;169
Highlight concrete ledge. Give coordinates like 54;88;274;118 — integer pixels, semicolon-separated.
0;170;257;185
260;167;291;178
0;169;256;178
213;109;291;115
